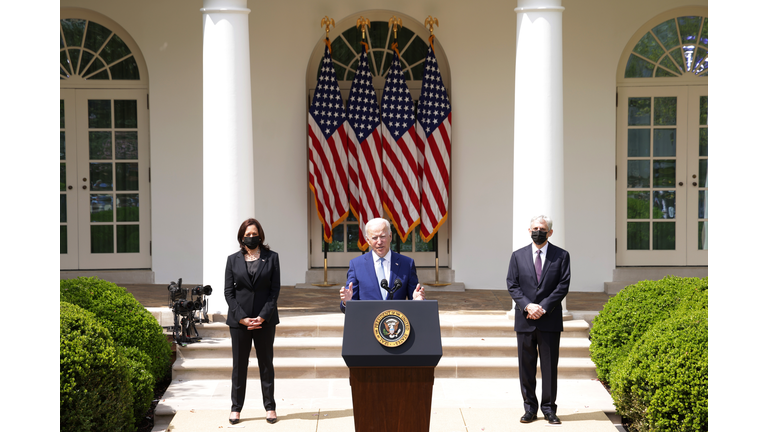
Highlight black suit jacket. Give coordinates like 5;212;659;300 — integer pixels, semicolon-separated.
224;249;281;328
506;242;570;332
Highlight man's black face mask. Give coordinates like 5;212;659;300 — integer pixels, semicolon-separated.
531;230;548;245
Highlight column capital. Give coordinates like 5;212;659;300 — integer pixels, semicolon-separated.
201;0;250;14
515;0;564;13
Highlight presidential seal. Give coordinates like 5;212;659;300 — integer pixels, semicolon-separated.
373;309;411;347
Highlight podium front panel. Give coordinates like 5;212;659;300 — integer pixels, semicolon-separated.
341;300;442;367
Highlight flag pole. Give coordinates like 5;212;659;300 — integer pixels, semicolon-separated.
314;227;335;287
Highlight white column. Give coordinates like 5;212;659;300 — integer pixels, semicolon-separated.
511;0;569;315
202;0;254;314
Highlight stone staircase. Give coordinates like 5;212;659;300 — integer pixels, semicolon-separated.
166;312;596;384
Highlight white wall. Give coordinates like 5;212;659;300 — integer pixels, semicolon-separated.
59;0;707;292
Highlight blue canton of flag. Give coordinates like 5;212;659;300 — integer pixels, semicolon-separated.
310;49;347;139
347;51;379;141
417;48;451;137
381;55;415;138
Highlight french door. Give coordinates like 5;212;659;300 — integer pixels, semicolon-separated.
60;89;151;269
616;85;707;266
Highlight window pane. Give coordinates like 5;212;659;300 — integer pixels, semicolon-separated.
115;132;138;159
653;129;676;157
116;194;139;222
89;131;112;159
625;54;654;78
110;57;140;80
633;33;665;62
653;222;675;250
651;19;680;51
658;55;681;75
628;98;651;125
61;19;86;48
653;160;675;188
699;128;708;156
90;162;113;191
628;129;650;157
700;96;708;125
627;191;650;219
393;224;412;252
699;159;707;188
346;224;362;252
698;190;708;219
117;225;140;253
627;160;650;188
60;163;66;191
61;131;66;159
91;225;114;253
700;18;708;47
116;163;139;191
90;194;113;222
115;100;138;128
652;191;676;219
100;33;131;65
326;224;344;252
60;100;65;128
654;97;676;125
415;227;436;252
698;221;708;250
61;225;67;254
627;222;649;250
68;49;81;73
677;16;703;46
61;194;67;223
88;100;111;128
83;21;112;53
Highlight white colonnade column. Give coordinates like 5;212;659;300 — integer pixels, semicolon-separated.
511;0;568;316
201;0;255;314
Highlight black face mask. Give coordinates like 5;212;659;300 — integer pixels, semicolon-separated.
531;230;548;246
243;236;260;249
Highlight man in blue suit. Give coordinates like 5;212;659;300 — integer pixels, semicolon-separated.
339;218;425;312
507;215;571;425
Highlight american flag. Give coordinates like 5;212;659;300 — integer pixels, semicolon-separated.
346;46;383;251
308;44;349;242
381;51;420;242
416;46;452;241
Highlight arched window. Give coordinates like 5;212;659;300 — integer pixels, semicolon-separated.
60;18;141;81
624;15;708;78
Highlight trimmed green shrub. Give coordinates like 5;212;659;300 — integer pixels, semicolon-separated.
589;276;707;385
611;305;708;431
118;346;155;425
60;302;134;431
60;277;171;381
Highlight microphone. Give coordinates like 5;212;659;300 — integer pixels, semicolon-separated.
393;279;402;293
380;279;389;291
380;278;403;295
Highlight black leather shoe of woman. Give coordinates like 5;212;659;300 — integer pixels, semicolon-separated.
229;412;240;425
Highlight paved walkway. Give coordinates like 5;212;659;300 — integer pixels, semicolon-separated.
122;284;622;431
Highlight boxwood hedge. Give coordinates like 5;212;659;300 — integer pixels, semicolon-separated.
611;306;708;432
589;276;708;431
589;276;708;385
60;302;135;431
60;277;171;381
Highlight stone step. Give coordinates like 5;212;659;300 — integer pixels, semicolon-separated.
188;316;591;339
171;356;596;381
177;336;592;360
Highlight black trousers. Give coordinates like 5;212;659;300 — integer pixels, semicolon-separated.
229;323;276;412
516;328;561;415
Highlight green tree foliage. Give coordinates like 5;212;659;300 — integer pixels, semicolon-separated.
60;302;134;431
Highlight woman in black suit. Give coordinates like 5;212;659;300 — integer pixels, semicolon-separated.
224;218;280;424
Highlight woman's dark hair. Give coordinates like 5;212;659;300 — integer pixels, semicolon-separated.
237;218;270;252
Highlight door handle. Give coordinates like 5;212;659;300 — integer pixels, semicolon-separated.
692;182;698;187
678;182;683;186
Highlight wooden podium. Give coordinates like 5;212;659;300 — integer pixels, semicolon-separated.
342;301;443;432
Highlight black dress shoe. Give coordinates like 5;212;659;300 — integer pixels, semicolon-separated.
520;411;537;423
544;412;561;424
266;416;277;424
228;418;240;425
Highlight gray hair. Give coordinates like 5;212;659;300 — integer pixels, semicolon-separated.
530;215;553;231
364;218;391;239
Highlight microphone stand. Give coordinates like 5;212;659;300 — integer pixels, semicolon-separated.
423;232;450;287
313;235;335;287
